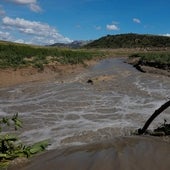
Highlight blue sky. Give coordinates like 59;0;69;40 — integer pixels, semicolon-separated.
0;0;170;45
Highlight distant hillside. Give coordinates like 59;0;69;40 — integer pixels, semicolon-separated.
84;33;170;48
50;40;93;48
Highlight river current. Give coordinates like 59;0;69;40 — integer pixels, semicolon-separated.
0;58;170;150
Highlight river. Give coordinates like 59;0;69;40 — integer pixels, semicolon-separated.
1;58;170;170
0;58;170;150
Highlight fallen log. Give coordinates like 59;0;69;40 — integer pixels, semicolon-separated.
138;100;170;135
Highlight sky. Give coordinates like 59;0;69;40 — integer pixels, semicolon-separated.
0;0;170;45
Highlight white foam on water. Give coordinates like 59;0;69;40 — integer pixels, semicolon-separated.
1;58;170;150
0;109;8;116
134;76;170;99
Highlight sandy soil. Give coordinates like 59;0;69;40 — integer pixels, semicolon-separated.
0;60;97;88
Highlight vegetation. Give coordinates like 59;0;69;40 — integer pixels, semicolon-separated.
1;34;170;71
129;52;170;70
1;33;170;70
85;33;170;48
154;120;170;135
0;41;102;69
0;113;48;168
134;120;170;136
134;100;170;136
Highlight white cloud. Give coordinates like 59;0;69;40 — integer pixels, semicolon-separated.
7;0;37;4
0;31;11;40
76;25;81;29
94;25;101;30
2;17;73;45
14;39;25;44
106;24;119;31
0;5;5;16
162;33;170;37
29;3;41;12
133;18;141;24
4;0;42;12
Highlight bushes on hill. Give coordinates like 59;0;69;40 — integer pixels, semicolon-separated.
85;33;170;48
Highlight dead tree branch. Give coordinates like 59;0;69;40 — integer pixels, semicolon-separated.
138;100;170;135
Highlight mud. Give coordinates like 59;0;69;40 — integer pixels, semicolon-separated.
9;136;170;170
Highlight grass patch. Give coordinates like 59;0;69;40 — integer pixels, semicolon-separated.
0;42;102;69
129;52;170;70
129;52;170;64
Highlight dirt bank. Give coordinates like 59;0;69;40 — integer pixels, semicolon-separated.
127;57;170;76
0;60;97;88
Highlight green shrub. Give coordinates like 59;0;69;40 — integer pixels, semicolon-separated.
34;62;44;71
0;113;48;168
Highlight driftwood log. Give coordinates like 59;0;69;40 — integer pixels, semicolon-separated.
138;100;170;135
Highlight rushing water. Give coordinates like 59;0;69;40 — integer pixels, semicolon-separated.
0;58;170;149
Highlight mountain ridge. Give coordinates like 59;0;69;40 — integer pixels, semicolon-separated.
49;40;93;48
84;33;170;48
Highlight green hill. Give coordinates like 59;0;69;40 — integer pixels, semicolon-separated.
84;33;170;48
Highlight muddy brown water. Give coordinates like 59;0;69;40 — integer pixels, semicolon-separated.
0;58;170;169
9;136;170;170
